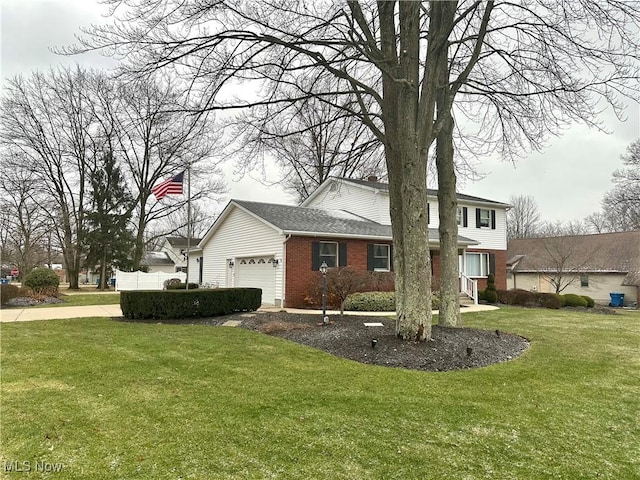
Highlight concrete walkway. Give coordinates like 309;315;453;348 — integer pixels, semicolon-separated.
0;305;123;322
0;303;498;323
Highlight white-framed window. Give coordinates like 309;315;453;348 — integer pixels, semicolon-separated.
460;252;490;277
580;274;589;287
372;244;391;271
478;209;491;228
319;241;338;267
456;207;463;226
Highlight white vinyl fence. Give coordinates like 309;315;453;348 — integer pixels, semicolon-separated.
115;270;186;291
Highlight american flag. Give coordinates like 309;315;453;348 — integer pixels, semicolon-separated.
152;171;184;200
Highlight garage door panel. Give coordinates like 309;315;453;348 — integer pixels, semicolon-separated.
236;256;276;304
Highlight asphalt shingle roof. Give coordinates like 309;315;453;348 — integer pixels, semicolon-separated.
507;231;640;286
233;199;477;245
141;251;175;266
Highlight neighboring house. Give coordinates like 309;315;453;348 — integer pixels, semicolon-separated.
198;177;509;307
140;251;176;274
507;231;640;307
142;236;204;283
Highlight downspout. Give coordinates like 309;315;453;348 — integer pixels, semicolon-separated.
282;234;292;308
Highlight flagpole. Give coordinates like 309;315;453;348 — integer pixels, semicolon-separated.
186;161;191;290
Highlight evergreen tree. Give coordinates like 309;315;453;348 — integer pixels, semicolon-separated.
84;151;135;289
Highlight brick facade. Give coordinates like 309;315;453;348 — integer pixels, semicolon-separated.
284;236;507;307
284;236;393;308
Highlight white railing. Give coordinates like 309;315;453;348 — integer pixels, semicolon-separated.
115;270;187;291
460;273;478;305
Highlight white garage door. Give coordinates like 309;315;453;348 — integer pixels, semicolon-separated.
236;256;276;305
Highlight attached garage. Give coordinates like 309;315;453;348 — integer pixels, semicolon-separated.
235;256;277;305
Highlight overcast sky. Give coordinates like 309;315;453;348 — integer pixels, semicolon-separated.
2;0;639;223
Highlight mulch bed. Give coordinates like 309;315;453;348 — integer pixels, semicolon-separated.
122;311;530;372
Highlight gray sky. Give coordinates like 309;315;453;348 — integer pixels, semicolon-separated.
2;0;639;223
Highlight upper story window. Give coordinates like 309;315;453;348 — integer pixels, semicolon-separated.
475;208;496;229
478;209;491;228
319;241;338;268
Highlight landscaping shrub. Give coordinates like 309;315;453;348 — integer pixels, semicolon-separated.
1;284;20;305
497;289;538;306
344;291;395;311
166;282;200;290
537;293;565;309
344;291;440;312
23;267;60;295
304;268;395;309
481;274;498;303
563;293;589;308
120;288;262;320
582;295;595;308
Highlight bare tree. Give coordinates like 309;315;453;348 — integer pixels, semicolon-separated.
537;236;600;293
233;87;385;203
0;153;52;279
74;0;640;340
507;195;542;240
1;67;99;289
601;139;640;231
91;74;225;268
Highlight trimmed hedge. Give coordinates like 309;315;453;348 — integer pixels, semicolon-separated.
563;293;589;308
120;288;262;320
344;291;441;312
344;291;395;311
496;289;595;309
538;293;565;309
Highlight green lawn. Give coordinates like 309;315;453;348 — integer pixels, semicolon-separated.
1;308;638;479
33;293;121;308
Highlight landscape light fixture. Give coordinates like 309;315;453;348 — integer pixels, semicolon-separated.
320;261;328;325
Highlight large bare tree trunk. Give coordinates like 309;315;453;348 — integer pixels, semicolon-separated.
435;0;461;327
380;2;432;341
436;113;461;327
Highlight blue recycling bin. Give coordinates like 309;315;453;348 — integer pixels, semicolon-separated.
609;293;625;307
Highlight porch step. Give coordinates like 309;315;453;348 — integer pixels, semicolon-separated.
459;294;475;306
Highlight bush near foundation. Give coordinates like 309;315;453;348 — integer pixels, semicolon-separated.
581;295;595;308
537;293;565;309
344;291;440;312
120;288;262;320
563;293;589;308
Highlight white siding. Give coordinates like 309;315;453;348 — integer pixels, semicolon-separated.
304;182;392;225
428;200;508;250
201;206;286;304
305;180;507;250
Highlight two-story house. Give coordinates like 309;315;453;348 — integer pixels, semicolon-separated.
197;177;509;307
